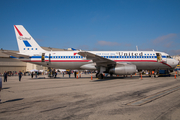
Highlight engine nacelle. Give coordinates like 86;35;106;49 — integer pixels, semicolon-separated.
109;64;136;75
80;63;96;70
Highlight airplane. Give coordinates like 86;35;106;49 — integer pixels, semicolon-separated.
2;25;179;79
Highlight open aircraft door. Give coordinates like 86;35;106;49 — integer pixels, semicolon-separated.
156;53;162;62
41;53;51;65
41;53;45;62
48;53;51;62
41;53;51;62
46;53;51;66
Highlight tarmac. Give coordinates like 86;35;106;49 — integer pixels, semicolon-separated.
0;74;180;120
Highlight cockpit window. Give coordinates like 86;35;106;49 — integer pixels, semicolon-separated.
167;55;172;58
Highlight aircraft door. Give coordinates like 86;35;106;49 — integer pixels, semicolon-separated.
41;53;45;62
156;53;162;62
49;54;51;62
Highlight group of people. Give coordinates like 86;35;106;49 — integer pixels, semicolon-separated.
3;71;23;82
31;71;38;78
63;71;78;78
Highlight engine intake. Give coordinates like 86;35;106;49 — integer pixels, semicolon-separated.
109;64;136;75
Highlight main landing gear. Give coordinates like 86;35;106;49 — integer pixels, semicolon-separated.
96;72;104;79
96;66;106;79
98;73;104;79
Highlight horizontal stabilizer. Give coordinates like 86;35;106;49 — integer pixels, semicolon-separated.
2;50;31;58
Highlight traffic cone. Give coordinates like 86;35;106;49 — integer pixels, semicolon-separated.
91;75;93;80
77;75;78;79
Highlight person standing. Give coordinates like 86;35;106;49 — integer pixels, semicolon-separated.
0;77;2;103
31;72;33;78
62;71;65;77
18;71;23;81
68;71;71;78
74;71;77;78
3;71;7;82
35;72;37;78
54;72;57;78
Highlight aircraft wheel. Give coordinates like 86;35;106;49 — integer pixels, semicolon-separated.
98;73;104;79
110;73;113;77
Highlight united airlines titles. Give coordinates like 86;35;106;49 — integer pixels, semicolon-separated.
96;52;143;56
116;52;143;56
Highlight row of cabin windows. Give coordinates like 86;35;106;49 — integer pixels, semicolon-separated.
50;56;158;59
24;48;38;50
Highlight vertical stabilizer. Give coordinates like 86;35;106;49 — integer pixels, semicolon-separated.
14;25;46;53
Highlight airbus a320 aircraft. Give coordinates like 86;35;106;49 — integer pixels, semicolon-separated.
3;25;179;79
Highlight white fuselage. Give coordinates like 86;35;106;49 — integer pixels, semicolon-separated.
19;51;178;70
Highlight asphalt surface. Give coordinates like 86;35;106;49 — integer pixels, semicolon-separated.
0;74;180;120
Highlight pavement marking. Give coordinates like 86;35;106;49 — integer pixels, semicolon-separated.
127;86;180;106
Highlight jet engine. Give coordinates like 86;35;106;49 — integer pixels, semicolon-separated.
109;64;136;75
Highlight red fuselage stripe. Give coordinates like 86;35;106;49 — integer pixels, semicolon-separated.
160;62;172;68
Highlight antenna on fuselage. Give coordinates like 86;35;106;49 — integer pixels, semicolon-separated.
136;46;138;51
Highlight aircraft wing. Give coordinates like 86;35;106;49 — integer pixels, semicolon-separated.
2;50;31;58
78;51;116;67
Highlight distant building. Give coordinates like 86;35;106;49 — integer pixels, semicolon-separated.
172;55;180;67
172;55;180;61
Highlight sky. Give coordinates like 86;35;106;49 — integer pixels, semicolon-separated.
0;0;180;55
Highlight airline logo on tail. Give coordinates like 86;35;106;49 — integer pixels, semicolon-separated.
14;25;23;36
18;36;31;40
14;25;32;48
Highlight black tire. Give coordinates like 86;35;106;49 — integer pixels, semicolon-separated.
110;73;113;77
98;73;104;79
96;73;99;78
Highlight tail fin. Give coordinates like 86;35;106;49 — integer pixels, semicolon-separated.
14;25;46;53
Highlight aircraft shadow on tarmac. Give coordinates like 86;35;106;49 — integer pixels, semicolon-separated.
91;75;176;82
1;98;24;104
28;75;177;81
2;87;10;90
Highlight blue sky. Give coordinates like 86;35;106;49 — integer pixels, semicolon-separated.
0;0;180;55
